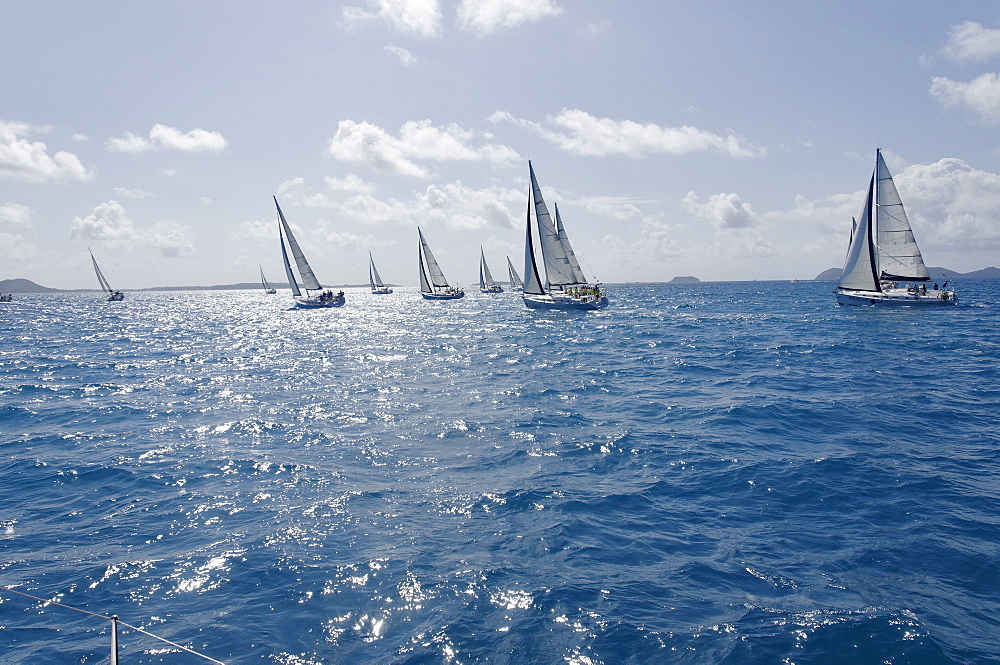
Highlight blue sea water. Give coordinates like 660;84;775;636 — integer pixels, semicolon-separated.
1;280;999;665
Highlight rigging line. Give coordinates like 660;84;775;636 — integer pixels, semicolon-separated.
1;585;225;664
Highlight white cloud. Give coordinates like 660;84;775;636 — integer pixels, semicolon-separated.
385;45;417;66
0;202;32;227
327;119;519;177
325;174;375;194
0;232;39;261
942;21;1000;63
106;124;228;153
492;109;764;158
930;73;1000;123
579;196;644;221
343;0;442;38
0;120;93;183
455;0;561;35
602;218;682;266
316;224;379;250
682;191;757;229
70;200;139;247
236;217;278;241
146;221;196;257
114;187;154;199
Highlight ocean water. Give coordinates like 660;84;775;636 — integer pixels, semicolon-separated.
1;280;998;665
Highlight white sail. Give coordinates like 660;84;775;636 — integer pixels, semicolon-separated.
418;228;451;292
280;232;302;297
90;249;114;294
529;162;577;287
274;197;322;291
554;203;588;284
506;256;523;289
369;252;386;289
875;150;930;281
522;193;546;295
260;265;275;292
479;247;498;290
838;174;879;291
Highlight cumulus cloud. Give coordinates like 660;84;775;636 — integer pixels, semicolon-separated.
491;109;764;158
325;173;375;194
0;202;32;227
0;120;93;183
942;21;1000;63
456;0;561;35
385;45;417;66
602;218;682;265
579;196;644;221
327;119;519;177
930;73;1000;123
105;124;228;153
682;191;757;229
343;0;442;37
316;225;379;250
70;201;139;247
146;221;196;257
0;232;39;261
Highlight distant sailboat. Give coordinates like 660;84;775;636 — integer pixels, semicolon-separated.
522;162;607;310
418;228;464;300
275;197;345;308
369;252;392;294
260;265;277;294
0;293;12;302
506;256;523;291
835;149;957;306
479;247;503;293
90;249;124;301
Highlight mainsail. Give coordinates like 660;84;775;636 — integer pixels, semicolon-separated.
479;247;498;290
90;249;115;294
418;228;450;292
506;256;523;290
274;197;322;291
369;252;386;290
529;162;577;287
522;193;546;296
874;150;930;281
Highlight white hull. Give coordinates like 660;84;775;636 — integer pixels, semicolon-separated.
371;286;393;294
523;291;608;310
421;289;465;300
294;292;345;308
480;286;503;293
835;287;957;306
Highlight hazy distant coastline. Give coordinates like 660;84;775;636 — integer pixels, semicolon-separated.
3;268;998;294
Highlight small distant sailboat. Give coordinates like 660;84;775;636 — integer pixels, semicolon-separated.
479;247;503;293
260;265;277;294
835;149;957;306
90;249;124;301
506;256;523;291
418;228;464;299
0;293;11;302
522;162;607;310
369;252;393;294
275;197;345;308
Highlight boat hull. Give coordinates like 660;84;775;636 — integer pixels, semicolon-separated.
294;294;346;308
371;287;393;294
523;292;608;310
421;290;465;300
835;288;957;306
480;287;504;293
107;292;124;301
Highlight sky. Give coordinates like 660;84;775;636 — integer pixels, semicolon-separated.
3;1;1000;289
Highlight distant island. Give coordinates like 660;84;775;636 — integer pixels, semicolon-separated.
669;276;701;283
813;267;1000;281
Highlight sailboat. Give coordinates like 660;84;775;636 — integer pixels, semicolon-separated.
418;228;464;299
506;256;523;291
522;162;607;310
835;149;957;306
260;265;277;294
89;249;124;301
275;197;345;308
369;252;392;294
479;247;503;293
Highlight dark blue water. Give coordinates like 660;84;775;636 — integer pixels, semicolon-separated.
2;281;998;664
